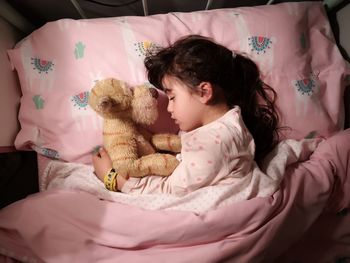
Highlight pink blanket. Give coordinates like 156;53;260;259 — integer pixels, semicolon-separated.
0;130;349;263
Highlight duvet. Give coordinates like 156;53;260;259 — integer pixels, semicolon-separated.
0;129;349;263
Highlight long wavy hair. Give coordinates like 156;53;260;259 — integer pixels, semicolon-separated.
145;35;280;162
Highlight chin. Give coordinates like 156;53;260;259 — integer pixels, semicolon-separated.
178;125;188;132
180;125;199;132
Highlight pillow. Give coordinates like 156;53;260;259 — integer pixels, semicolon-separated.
7;2;350;164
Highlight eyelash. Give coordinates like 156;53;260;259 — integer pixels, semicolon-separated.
169;97;175;101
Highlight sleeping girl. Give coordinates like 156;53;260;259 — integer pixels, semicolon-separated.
92;35;321;197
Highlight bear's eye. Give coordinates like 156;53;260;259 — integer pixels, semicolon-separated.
99;97;117;110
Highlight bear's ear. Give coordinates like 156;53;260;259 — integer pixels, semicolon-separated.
129;87;134;96
149;87;159;99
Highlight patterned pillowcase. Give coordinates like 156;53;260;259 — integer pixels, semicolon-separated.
7;2;350;163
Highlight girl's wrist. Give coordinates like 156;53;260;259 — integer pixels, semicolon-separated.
117;174;127;191
103;168;119;191
102;169;128;191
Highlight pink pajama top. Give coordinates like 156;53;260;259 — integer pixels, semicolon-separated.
121;107;279;197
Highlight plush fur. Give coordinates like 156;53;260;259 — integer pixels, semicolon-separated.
89;78;181;178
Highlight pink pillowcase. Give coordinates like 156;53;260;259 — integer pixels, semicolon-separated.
7;2;350;164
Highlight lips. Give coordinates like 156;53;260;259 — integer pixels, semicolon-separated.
171;116;178;124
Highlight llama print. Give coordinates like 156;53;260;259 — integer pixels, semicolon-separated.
20;40;56;92
322;21;333;40
286;3;302;16
57;19;88;31
70;91;101;131
248;36;273;55
190;11;202;23
292;72;322;116
172;11;202;23
113;18;154;83
228;11;275;75
57;19;72;31
31;126;45;148
32;145;60;159
134;41;162;58
89;70;104;87
299;32;309;50
286;5;310;56
30;127;59;158
31;57;54;74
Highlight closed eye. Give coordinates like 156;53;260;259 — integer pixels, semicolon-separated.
169;97;175;101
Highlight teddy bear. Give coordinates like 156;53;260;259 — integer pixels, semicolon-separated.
88;78;181;178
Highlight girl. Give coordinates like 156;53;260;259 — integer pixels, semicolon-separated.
93;35;281;196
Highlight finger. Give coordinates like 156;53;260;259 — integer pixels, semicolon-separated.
92;151;102;161
92;154;99;164
99;147;107;157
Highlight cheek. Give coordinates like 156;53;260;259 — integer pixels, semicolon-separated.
173;100;186;114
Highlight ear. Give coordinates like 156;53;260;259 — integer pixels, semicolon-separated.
197;82;214;104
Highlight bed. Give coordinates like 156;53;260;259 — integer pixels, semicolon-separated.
0;1;350;262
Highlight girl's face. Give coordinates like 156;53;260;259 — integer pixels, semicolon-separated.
162;75;205;132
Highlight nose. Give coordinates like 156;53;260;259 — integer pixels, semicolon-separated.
167;100;173;113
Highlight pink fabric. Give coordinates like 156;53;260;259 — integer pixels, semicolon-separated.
0;129;349;262
34;134;320;214
37;154;52;188
39;136;320;214
6;2;349;164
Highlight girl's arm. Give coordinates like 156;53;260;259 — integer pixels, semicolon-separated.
92;148;127;190
121;133;228;195
92;141;222;195
93;129;238;195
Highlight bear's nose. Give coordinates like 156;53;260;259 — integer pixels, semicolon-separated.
149;88;158;99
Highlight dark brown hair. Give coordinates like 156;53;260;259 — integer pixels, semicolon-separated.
145;35;280;162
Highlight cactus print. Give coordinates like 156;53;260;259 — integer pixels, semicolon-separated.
74;41;86;59
33;95;45;109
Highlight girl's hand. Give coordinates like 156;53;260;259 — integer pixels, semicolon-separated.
92;147;113;182
92;147;128;190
